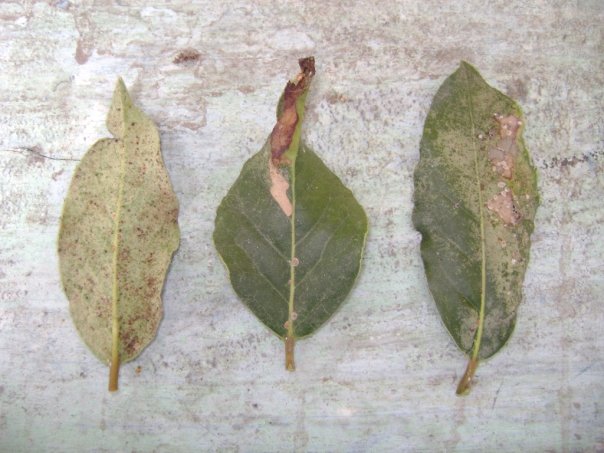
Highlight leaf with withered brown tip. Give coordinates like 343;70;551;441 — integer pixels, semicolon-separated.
214;57;368;370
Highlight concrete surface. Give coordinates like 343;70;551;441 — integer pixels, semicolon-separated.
1;1;603;451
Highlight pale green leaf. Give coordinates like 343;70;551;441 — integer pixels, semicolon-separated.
58;79;180;391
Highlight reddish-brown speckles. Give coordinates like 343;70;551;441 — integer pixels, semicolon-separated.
58;78;180;388
118;248;128;263
135;226;146;239
144;252;156;265
147;278;157;288
120;330;139;356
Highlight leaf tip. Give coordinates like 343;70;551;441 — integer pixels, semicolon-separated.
455;61;487;86
107;77;133;138
115;76;127;92
297;56;315;78
112;77;132;107
458;60;477;74
270;57;316;166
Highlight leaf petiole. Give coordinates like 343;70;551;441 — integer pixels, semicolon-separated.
456;357;478;395
109;340;120;392
285;336;295;371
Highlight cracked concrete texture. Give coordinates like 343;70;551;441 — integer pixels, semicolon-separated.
1;1;603;451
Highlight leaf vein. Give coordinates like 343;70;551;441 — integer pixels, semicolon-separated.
295;212;351;289
296;201;330;247
429;229;473;261
233;243;289;304
229;199;289;263
431;256;477;311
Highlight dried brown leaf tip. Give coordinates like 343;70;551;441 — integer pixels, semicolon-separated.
270;56;315;166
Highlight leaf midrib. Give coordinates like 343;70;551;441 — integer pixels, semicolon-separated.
287;159;297;340
463;67;488;361
232;241;289;303
296;200;328;247
109;135;127;388
228;184;352;302
234;200;290;262
294;211;351;289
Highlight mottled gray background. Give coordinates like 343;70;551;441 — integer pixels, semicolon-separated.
1;1;603;452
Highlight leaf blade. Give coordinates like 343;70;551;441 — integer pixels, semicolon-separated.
58;79;180;391
413;62;539;394
214;141;368;335
214;58;367;369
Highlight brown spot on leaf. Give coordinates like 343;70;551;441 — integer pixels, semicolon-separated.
144;252;156;265
495;114;521;139
488;148;514;179
118;246;130;262
270;57;315;165
488;114;522;179
121;330;140;356
173;48;201;64
487;187;522;226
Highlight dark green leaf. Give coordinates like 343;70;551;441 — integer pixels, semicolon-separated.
412;62;539;394
58;79;180;391
214;58;368;370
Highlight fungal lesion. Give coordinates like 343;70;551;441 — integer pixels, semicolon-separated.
487;186;522;226
268;160;292;217
487;113;522;180
484;113;524;225
267;57;315;217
